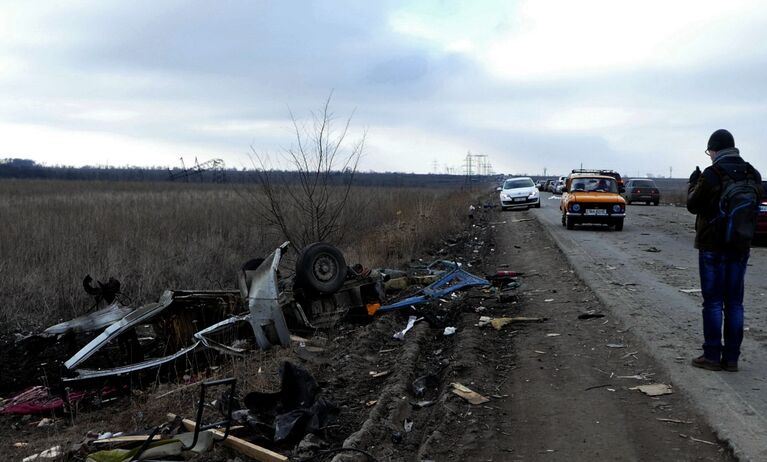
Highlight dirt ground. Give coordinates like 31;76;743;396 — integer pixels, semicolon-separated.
0;197;735;461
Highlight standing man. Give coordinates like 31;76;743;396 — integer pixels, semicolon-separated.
687;129;762;371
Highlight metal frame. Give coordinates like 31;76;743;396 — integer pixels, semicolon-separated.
378;267;489;313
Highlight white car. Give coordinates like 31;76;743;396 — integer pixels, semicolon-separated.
499;177;540;210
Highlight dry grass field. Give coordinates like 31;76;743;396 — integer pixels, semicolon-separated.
0;179;475;330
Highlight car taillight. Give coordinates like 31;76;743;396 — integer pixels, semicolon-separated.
633;188;640;193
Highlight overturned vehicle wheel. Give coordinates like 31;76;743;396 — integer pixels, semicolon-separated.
295;242;347;294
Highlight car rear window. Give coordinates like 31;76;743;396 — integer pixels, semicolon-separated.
632;180;656;188
504;178;534;189
570;178;618;193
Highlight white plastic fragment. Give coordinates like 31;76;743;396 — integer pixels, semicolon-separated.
393;316;418;340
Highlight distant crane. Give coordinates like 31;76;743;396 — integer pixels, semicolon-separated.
168;156;226;183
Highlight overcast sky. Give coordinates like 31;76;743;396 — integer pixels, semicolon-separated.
2;0;767;177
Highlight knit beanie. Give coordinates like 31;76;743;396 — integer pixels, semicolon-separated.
707;129;735;151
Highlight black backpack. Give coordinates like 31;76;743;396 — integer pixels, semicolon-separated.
711;163;761;247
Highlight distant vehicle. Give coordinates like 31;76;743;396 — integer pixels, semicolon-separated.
553;176;567;194
623;179;660;205
545;179;555;192
756;182;767;241
571;169;625;193
535;179;546;190
560;174;626;231
499;176;540;210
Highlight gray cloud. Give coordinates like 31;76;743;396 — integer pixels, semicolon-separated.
2;1;767;176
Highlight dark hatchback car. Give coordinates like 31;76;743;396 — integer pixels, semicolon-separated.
623;179;660;205
756;182;767;240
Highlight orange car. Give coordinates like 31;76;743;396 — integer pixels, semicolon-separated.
560;174;627;231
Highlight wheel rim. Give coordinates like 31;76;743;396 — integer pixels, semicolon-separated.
312;253;338;282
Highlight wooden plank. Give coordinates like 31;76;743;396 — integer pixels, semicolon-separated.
92;434;163;445
92;426;245;445
167;413;287;462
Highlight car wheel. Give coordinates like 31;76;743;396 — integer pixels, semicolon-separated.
295;242;347;294
614;219;624;231
654;201;659;206
561;213;566;227
566;215;575;230
535;202;541;208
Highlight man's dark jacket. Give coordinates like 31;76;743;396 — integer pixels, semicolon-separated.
687;148;763;251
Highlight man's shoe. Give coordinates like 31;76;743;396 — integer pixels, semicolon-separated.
721;361;738;372
691;355;722;371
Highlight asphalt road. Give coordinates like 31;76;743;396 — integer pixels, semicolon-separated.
531;192;767;461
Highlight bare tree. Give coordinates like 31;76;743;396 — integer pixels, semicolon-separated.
249;95;365;249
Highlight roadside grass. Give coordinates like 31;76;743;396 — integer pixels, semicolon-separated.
0;180;476;330
661;188;688;206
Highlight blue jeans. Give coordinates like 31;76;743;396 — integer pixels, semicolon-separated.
699;250;749;363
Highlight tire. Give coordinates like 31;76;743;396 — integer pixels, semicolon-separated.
614;219;624;231
566;215;575;230
534;202;541;209
295;242;347;294
654;201;659;206
561;213;566;227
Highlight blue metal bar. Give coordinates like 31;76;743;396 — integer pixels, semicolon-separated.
378;268;489;313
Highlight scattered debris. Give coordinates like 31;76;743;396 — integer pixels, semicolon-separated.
606;343;626;349
403;418;414;433
630;383;673;396
393;316;418;340
22;445;62;462
450;383;490;405
657;418;692;424
36;417;54;427
546;333;561;337
369;371;391;378
0;385;118;415
584;384;613;391
578;312;605;320
688;436;716;445
679;288;702;294
411;375;438;398
486;317;546;330
615;372;654;380
411;400;435;409
443;326;457;336
645;247;661;252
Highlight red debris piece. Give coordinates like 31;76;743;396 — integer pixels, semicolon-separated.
0;385;117;415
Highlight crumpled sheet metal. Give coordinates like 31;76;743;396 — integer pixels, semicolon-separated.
64;342;203;381
378;267;490;313
193;314;251;356
44;303;133;336
246;241;291;349
62;242;294;381
63;291;173;370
